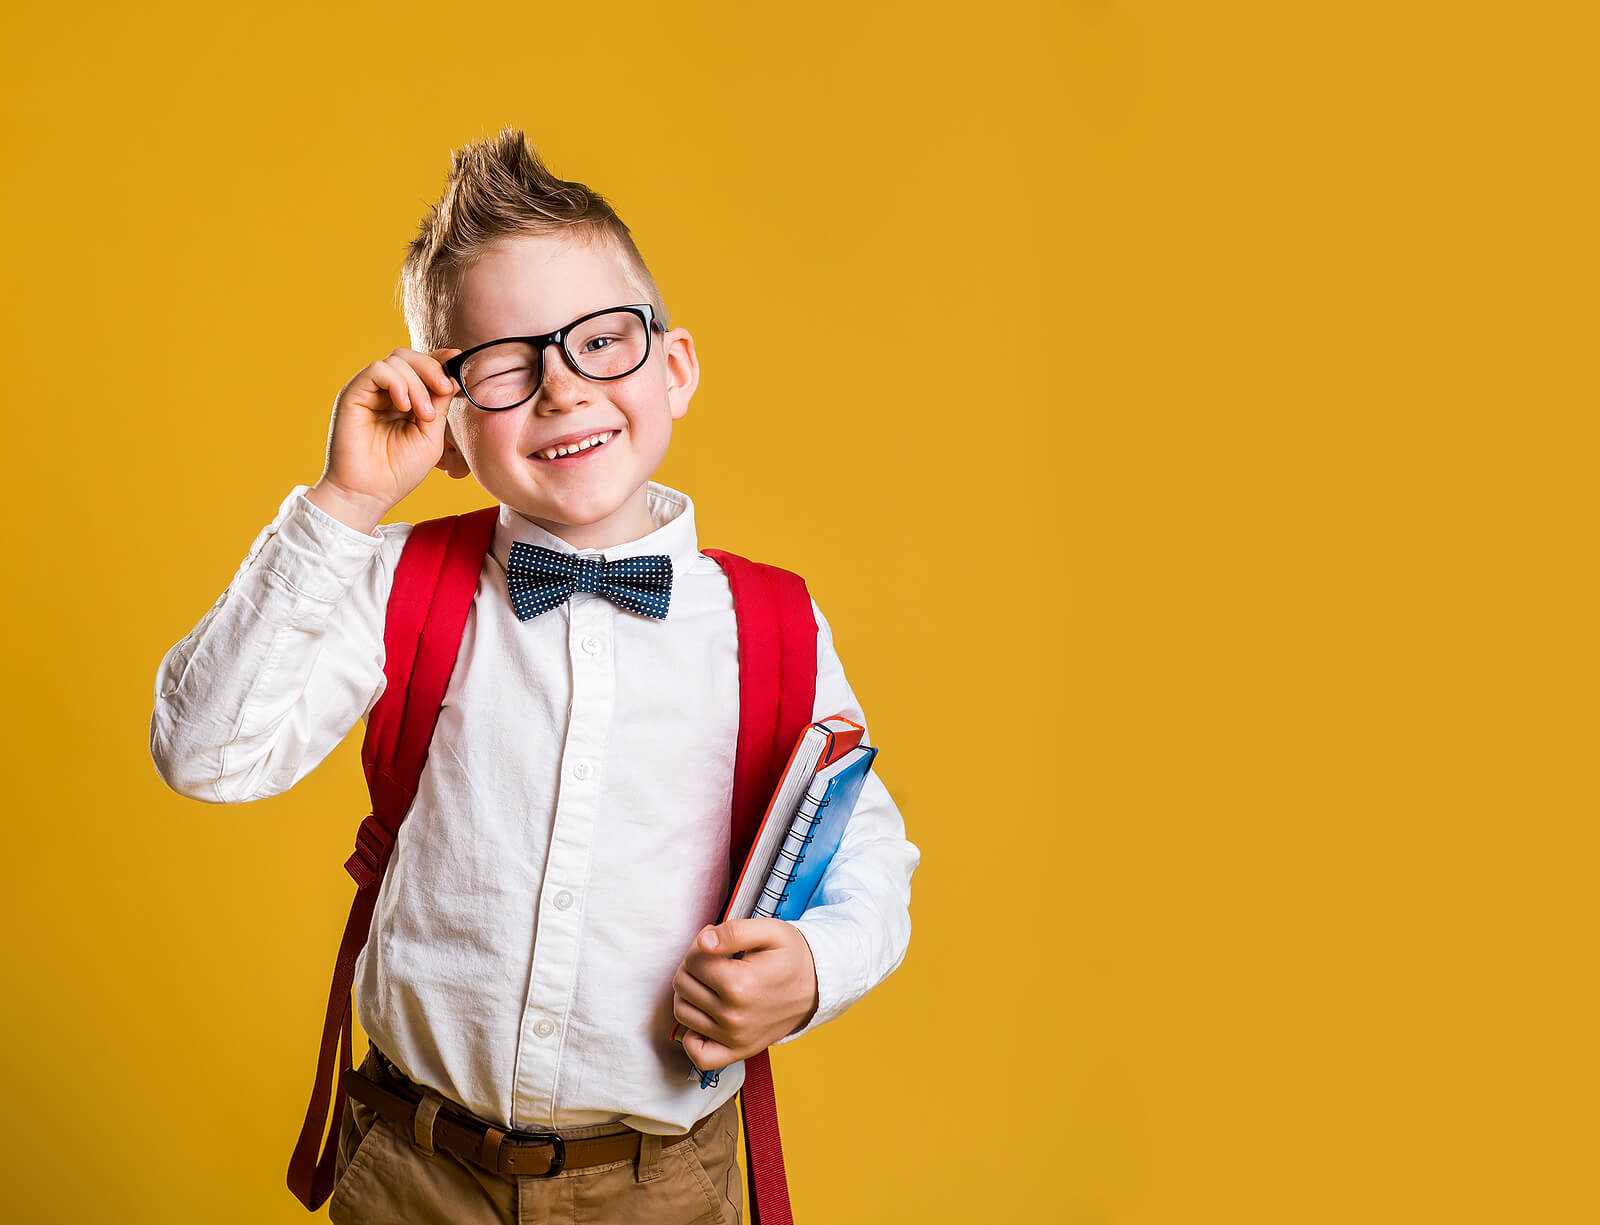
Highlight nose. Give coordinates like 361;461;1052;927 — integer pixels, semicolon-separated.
532;339;591;413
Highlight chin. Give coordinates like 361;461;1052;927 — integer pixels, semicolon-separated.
513;487;631;529
548;489;633;522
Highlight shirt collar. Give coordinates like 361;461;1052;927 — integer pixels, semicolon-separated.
490;480;701;575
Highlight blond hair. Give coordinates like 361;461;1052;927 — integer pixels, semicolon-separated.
398;125;669;351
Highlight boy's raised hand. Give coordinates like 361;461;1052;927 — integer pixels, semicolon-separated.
307;346;463;534
671;918;820;1073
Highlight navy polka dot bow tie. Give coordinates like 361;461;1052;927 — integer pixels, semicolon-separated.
506;541;673;621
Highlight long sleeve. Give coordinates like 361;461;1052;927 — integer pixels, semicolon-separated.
149;484;405;804
771;596;922;1046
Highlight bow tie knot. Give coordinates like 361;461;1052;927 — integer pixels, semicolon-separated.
506;541;673;621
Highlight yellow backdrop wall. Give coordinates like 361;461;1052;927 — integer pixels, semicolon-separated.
1;2;1592;1222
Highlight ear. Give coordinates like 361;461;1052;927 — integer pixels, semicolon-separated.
663;327;699;422
434;415;473;480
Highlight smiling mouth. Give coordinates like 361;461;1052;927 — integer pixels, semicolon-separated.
529;429;619;462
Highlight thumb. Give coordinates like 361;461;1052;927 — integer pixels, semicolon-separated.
682;1029;732;1074
700;918;777;955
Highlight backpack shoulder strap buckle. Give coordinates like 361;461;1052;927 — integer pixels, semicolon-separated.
344;812;396;888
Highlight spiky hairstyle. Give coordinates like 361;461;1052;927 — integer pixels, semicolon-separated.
398;125;667;351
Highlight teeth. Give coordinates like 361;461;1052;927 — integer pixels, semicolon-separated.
536;430;615;460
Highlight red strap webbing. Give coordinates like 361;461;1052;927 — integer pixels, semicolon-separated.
354;506;497;879
286;505;495;1209
701;549;817;894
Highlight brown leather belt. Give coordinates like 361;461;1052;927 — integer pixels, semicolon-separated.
340;1056;714;1178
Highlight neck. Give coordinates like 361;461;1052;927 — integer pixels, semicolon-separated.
514;489;657;553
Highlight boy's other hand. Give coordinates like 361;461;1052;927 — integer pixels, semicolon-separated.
672;918;820;1072
307;347;463;534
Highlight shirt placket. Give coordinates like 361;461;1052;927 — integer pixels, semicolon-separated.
511;584;616;1129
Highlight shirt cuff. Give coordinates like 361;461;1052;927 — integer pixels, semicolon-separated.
254;484;387;603
769;909;865;1046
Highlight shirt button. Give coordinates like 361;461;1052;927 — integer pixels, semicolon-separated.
581;635;603;655
573;761;592;780
533;1019;556;1038
554;890;574;910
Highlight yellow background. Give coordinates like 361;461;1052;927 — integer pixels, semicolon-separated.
2;2;1594;1221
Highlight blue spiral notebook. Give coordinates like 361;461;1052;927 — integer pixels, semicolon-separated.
751;743;879;921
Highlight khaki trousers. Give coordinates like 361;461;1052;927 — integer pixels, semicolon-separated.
330;1045;744;1224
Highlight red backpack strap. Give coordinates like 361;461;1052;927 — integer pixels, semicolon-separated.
702;547;818;1225
287;505;497;1211
701;549;819;879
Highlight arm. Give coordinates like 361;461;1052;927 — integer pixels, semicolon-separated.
148;485;401;804
673;595;922;1068
770;595;921;1044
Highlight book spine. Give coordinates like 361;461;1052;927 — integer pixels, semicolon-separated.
753;790;831;919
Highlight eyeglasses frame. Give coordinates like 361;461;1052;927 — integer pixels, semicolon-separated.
440;303;667;412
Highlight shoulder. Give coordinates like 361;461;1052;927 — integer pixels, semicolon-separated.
695;549;831;632
693;549;816;597
695;548;810;584
381;507;511;608
383;505;502;565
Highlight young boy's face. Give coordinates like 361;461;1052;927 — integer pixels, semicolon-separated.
441;232;697;550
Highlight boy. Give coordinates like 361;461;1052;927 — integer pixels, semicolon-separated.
149;126;920;1224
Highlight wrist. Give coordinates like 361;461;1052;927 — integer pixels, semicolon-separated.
790;940;820;1035
306;479;390;537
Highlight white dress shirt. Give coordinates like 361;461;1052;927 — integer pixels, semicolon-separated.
149;480;920;1135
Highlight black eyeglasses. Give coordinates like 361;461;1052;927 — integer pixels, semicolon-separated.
442;303;667;412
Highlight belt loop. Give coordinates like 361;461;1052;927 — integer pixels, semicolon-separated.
482;1125;507;1173
636;1130;663;1182
412;1090;445;1156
